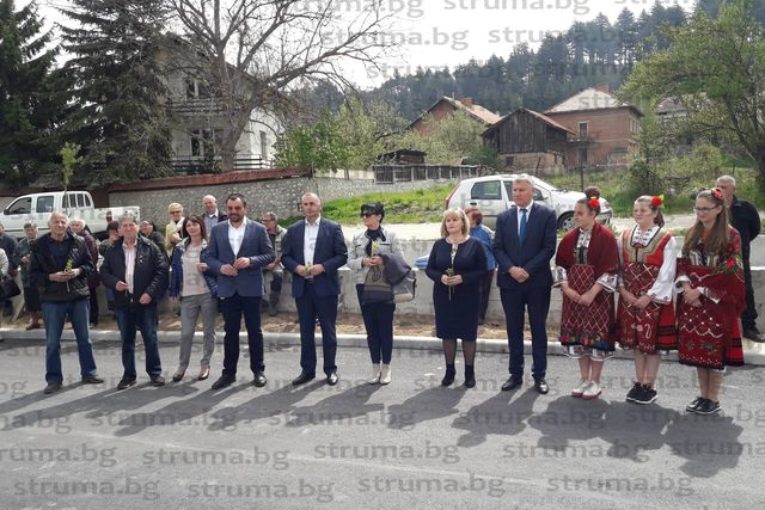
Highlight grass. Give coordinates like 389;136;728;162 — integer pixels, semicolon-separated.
546;167;765;217
290;184;454;225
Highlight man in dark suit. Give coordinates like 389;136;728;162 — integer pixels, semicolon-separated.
100;212;169;389
281;192;348;386
493;175;557;394
204;193;274;390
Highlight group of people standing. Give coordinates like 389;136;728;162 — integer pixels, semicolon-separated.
423;174;757;416
15;177;762;417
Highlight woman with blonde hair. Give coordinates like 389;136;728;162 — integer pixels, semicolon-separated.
425;209;487;388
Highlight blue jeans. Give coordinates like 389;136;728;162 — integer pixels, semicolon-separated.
116;304;162;378
42;298;97;384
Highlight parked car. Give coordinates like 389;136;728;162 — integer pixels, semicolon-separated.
1;191;140;240
444;174;612;231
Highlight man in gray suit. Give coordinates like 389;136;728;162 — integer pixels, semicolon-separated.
203;193;274;390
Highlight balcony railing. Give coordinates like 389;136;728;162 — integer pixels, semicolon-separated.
170;156;274;174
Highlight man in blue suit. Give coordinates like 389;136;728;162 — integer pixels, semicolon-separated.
493;175;557;394
204;193;274;390
281;192;348;386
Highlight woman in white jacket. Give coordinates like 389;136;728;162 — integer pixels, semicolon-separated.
347;202;402;385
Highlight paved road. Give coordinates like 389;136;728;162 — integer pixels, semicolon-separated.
1;338;763;509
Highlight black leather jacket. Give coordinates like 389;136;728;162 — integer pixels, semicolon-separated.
30;232;93;302
100;236;168;307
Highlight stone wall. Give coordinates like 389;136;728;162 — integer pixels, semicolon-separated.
108;174;448;225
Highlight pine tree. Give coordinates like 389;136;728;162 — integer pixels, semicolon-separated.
59;0;173;185
0;0;60;187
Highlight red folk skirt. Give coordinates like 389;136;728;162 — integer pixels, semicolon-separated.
616;262;677;354
560;264;616;352
676;266;745;369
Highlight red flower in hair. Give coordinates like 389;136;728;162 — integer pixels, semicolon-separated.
650;196;663;207
726;258;737;270
588;197;600;210
711;188;723;201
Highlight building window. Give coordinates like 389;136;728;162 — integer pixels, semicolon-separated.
260;131;268;160
578;122;588;138
190;129;222;158
185;77;210;99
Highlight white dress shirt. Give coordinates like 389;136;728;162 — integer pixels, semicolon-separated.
122;242;137;294
304;216;321;265
228;218;248;257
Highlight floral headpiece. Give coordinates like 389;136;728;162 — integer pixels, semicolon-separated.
710;188;724;201
587;197;600;210
650;195;664;208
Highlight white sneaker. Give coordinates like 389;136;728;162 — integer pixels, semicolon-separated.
582;381;602;400
379;364;391;385
368;364;381;384
571;379;589;398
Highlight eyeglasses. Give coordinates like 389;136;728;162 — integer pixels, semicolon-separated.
693;206;719;213
361;212;376;218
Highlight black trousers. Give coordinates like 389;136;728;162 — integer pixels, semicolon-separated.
220;293;264;377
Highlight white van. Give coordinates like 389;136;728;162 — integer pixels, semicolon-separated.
445;174;613;230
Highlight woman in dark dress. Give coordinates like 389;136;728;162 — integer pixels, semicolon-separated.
426;208;487;388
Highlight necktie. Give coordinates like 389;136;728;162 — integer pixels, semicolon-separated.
519;208;528;244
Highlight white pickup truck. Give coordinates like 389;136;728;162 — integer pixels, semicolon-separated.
1;191;139;240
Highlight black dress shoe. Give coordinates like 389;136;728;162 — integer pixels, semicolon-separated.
253;372;267;387
501;376;523;391
743;328;765;342
117;376;137;390
43;382;62;394
533;378;549;395
326;372;339;386
150;375;165;387
81;375;105;384
292;371;315;386
211;375;235;390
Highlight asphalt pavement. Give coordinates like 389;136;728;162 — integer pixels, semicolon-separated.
1;337;763;509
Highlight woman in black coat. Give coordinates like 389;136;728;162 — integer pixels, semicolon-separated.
426;208;487;388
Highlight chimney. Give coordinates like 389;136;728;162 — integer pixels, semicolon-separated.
461;97;474;108
594;83;610;93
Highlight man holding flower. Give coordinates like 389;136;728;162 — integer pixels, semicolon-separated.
282;192;348;386
30;211;103;394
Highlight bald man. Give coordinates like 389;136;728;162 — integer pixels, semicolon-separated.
202;195;227;239
281;192;348;386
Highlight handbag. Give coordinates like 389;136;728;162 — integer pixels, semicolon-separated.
0;275;21;300
392;270;416;303
361;266;393;305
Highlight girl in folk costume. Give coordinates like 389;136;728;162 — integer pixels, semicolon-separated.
616;195;678;405
676;188;745;415
554;189;619;400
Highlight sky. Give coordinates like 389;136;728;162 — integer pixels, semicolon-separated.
30;0;696;89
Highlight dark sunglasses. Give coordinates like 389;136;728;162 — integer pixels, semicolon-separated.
361;212;377;218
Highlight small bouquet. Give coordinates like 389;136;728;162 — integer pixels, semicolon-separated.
371;240;380;256
718;254;741;275
304;262;313;279
64;259;74;291
446;243;458;301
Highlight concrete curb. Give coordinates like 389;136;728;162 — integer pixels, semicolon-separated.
3;328;765;367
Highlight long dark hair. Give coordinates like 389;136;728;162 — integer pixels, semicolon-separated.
683;189;729;258
181;215;207;243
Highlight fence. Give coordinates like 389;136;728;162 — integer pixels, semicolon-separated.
372;165;490;184
170;157;274;174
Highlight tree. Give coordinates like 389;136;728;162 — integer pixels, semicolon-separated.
0;0;61;187
274;111;348;172
622;0;765;182
395;111;493;166
59;0;174;185
165;0;395;171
